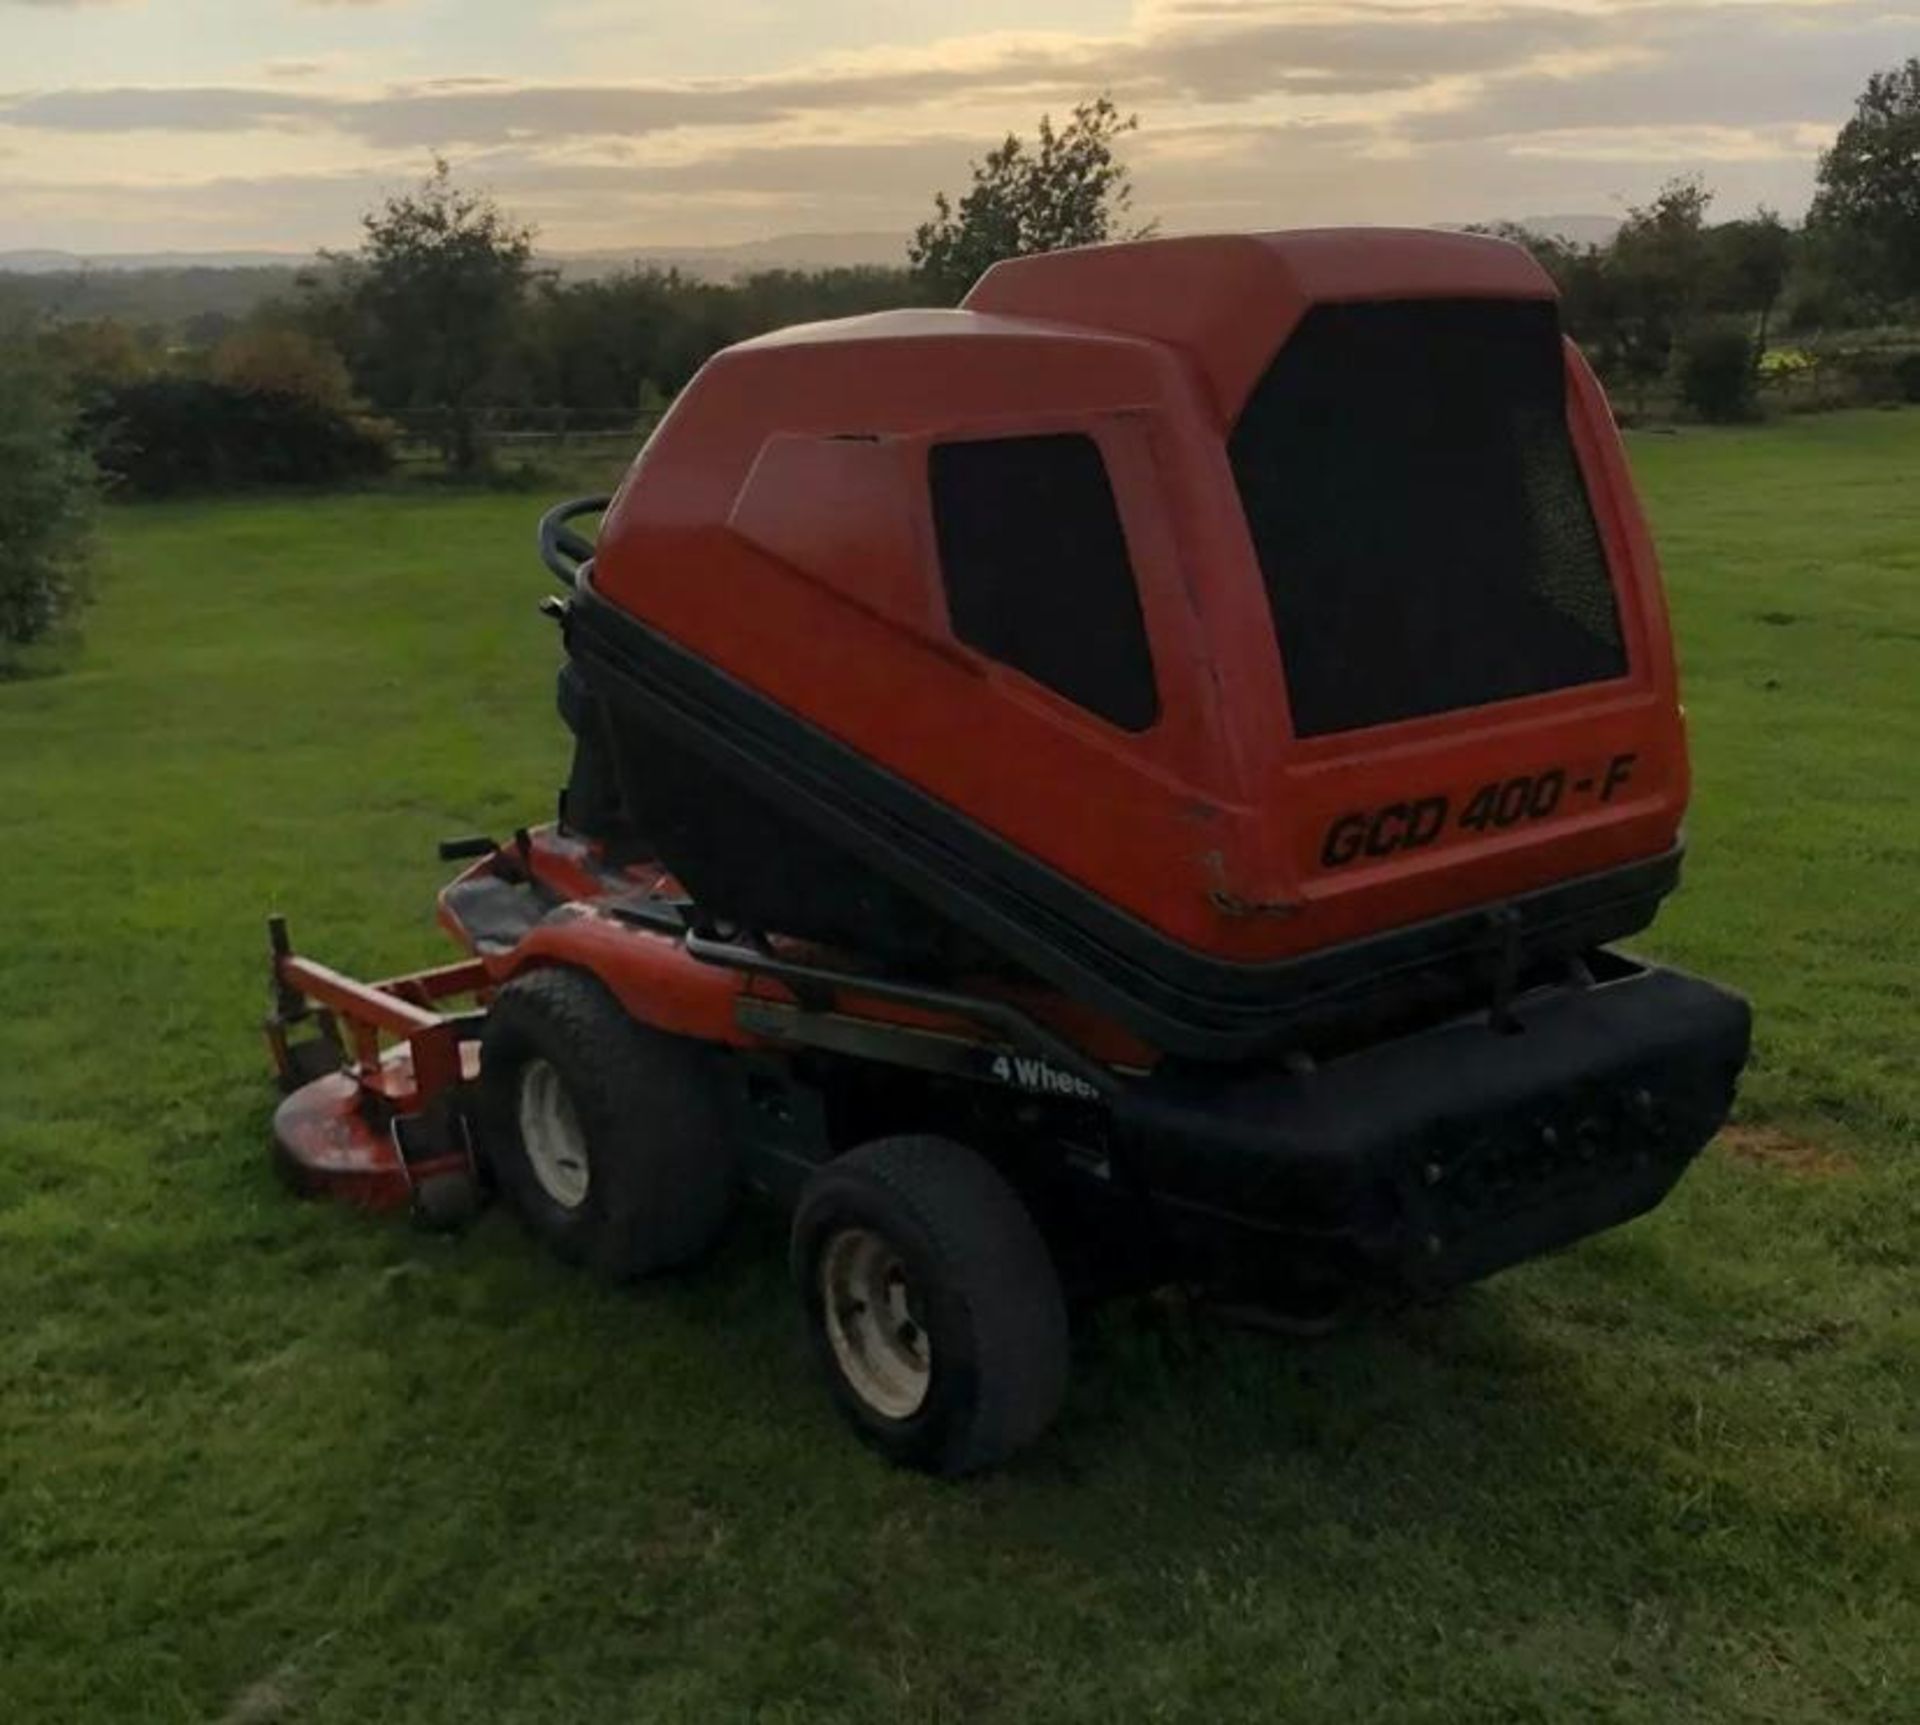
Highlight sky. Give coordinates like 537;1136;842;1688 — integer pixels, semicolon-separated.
1;0;1915;255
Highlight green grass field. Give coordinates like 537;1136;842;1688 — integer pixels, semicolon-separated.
2;414;1915;1723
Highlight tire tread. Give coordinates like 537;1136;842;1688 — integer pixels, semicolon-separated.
481;967;734;1276
794;1135;1069;1474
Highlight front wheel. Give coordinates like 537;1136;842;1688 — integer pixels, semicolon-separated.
479;967;735;1278
790;1136;1070;1476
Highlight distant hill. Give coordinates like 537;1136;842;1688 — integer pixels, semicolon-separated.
0;231;911;283
4;219;1635;284
1507;214;1622;248
0;263;307;331
0;248;315;275
1438;215;1623;248
0;249;98;274
551;231;910;281
2;221;1630;334
0;233;916;334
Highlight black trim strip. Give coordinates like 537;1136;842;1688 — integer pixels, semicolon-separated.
565;583;1680;1060
687;930;1115;1093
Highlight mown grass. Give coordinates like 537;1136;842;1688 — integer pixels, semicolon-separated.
2;414;1915;1723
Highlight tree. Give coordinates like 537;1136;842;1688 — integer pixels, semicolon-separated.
0;336;95;666
182;309;239;351
910;96;1149;302
318;159;535;472
520;265;929;420
1677;322;1762;422
1608;178;1715;413
35;317;155;403
1810;58;1920;305
1712;211;1795;354
522;268;723;416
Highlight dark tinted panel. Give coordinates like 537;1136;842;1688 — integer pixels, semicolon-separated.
930;434;1158;731
1230;299;1627;738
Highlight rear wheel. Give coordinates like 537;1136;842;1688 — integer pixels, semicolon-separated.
791;1136;1070;1476
479;967;735;1278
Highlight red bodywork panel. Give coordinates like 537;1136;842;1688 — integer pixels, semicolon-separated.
265;831;1157;1211
589;229;1686;967
445;850;1154;1068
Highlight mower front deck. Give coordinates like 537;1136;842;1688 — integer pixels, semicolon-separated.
261;827;1145;1226
264;919;487;1216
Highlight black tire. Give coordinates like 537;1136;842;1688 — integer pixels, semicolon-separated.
479;967;735;1278
790;1136;1070;1476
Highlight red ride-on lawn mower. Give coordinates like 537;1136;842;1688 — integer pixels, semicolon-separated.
266;230;1751;1475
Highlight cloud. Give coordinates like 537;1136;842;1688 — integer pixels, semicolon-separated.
1501;123;1823;162
4;2;1896;156
0;87;338;133
0;4;1620;147
0;109;1822;255
1403;5;1918;143
4;0;1916;249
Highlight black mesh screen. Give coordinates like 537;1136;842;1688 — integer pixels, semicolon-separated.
930;433;1158;731
1229;299;1627;738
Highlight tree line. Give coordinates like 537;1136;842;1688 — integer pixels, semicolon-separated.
16;95;1147;486
5;70;1919;663
29;71;1920;478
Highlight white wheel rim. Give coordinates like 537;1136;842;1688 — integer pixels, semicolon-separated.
517;1058;590;1210
820;1227;932;1420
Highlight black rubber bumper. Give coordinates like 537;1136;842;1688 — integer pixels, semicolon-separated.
1115;955;1751;1299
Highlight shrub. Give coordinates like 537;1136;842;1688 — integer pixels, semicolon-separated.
1678;323;1762;422
1757;346;1817;380
86;378;392;497
1817;345;1920;405
209;323;356;412
0;337;97;665
1895;351;1920;403
36;318;155;400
